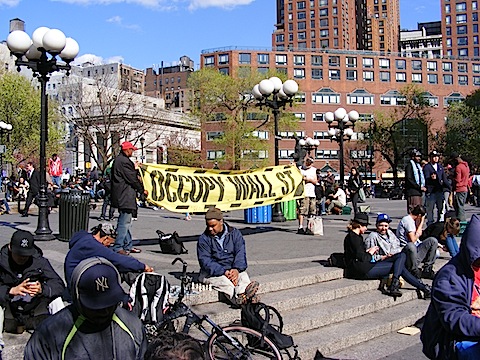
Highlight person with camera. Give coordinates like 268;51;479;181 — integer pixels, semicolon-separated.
0;230;65;356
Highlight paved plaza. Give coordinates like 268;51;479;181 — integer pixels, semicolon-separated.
0;198;478;359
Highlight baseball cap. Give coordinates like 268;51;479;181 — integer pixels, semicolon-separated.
121;141;138;151
77;262;128;310
91;223;117;238
353;212;369;226
429;150;441;157
410;149;422;157
10;230;35;256
376;213;392;224
205;207;223;221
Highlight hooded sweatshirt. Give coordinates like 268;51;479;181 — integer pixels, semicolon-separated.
421;214;480;359
64;230;145;286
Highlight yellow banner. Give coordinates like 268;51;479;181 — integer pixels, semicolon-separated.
140;164;304;213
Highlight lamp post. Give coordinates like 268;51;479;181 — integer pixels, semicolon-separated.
0;122;13;177
325;108;359;187
299;137;320;158
7;27;79;241
252;77;298;222
140;137;145;162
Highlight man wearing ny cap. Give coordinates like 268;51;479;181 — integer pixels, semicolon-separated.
197;208;259;307
0;230;64;355
423;150;450;225
111;141;147;255
25;257;147;359
64;223;154;288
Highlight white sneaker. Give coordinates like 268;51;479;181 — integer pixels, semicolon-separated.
152;206;159;211
132;217;138;221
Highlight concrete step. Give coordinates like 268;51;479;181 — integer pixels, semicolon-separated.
293;298;430;359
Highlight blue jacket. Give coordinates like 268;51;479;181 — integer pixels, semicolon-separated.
423;162;451;194
65;230;145;286
421;214;480;359
197;223;248;277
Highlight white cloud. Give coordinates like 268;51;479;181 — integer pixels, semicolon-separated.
0;0;20;6
106;15;141;31
72;53;125;65
187;0;254;10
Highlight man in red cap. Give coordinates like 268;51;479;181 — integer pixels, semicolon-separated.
111;141;146;255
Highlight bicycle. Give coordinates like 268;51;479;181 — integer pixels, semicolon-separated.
153;257;283;360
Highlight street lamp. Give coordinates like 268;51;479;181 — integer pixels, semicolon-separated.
252;76;298;222
325;108;359;186
7;27;79;241
0;121;13;176
140;137;145;162
299;137;320;157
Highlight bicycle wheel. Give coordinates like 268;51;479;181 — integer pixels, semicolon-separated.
207;325;282;360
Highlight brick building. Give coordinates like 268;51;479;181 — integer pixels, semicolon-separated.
200;48;479;176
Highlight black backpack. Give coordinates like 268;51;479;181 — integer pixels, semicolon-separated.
327;252;346;268
156;230;188;255
241;302;300;359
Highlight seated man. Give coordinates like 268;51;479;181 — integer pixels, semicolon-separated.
396;205;438;279
421;214;480;360
64;223;153;287
326;184;347;214
197;207;259;307
364;213;403;261
0;230;65;355
24;257;147;359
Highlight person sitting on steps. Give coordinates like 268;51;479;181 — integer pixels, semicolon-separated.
344;213;431;299
326;183;347;215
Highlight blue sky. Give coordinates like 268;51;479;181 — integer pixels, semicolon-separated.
0;0;441;70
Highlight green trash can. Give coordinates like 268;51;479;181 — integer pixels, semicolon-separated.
58;189;91;242
281;200;297;221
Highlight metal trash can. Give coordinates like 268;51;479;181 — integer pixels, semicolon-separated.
244;205;272;224
281;200;297;221
58;189;91;242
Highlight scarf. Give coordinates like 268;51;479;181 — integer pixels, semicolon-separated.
410;160;425;187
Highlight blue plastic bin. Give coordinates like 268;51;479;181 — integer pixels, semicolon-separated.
244;205;272;224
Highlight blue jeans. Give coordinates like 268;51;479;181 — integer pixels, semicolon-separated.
425;192;445;226
445;234;459;257
52;176;62;187
365;252;426;291
456;341;480;359
455;191;468;221
113;210;133;252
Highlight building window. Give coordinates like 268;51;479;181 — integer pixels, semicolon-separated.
457;25;468;34
396;59;406;69
313;113;325;122
346;57;357;67
313;131;331;140
317;150;338;159
396;72;406;82
329;69;341;80
474;76;480;86
239;53;251;64
363;71;374;82
204;56;214;66
444;92;465;106
207;150;225;160
329;56;340;66
346;70;357;81
275;54;287;65
276;34;285;43
242;150;268;159
312;69;323;79
294;113;305;121
458;75;468;85
294;68;305;79
294;55;305;65
219;68;229;75
320;29;329;37
457;14;467;23
295;92;306;103
363;58;374;68
218;54;229;64
412;60;422;70
458;48;469;57
312;88;340;104
379;58;390;69
443;62;453;72
428;74;438;84
380;71;390;82
443;74;454;84
258;53;269;64
458;63;468;72
257;67;269;74
458;37;468;46
427;61;437;71
380;90;406;105
206;131;224;141
347;89;374;105
412;73;422;83
473;63;480;73
456;2;467;11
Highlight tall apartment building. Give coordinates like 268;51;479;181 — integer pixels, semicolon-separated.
144;56;194;112
273;0;399;52
441;0;480;58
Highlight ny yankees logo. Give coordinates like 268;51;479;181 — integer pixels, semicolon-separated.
95;276;109;292
21;239;29;248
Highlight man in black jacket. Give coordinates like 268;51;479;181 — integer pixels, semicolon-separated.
21;162;40;217
0;230;65;355
405;149;426;213
111;141;146;255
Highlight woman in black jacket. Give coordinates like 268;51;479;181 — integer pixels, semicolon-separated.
343;213;431;299
347;167;362;215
